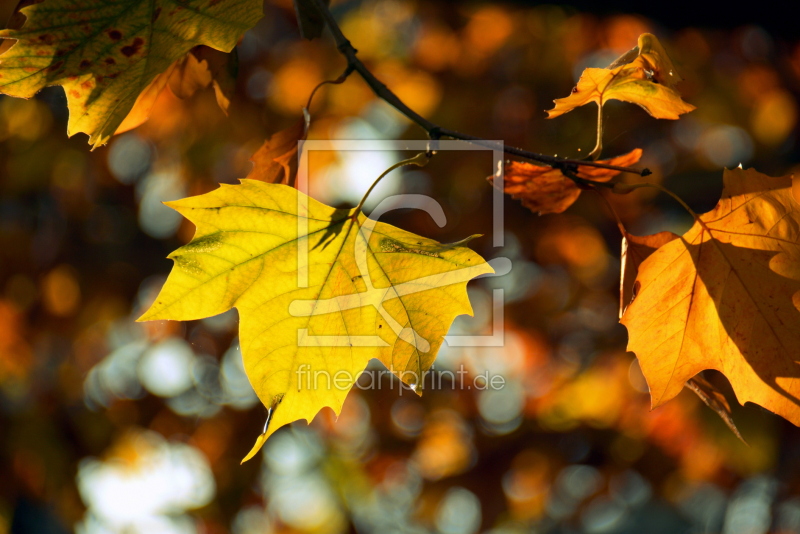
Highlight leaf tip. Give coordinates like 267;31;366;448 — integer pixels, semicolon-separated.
241;432;268;464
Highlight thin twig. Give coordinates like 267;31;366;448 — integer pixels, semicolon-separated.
305;64;355;112
307;0;650;178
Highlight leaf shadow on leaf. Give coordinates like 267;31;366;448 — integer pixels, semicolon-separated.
684;237;800;416
311;216;350;252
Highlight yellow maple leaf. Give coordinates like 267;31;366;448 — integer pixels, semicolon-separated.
138;180;492;461
0;0;262;147
621;167;800;427
547;33;695;121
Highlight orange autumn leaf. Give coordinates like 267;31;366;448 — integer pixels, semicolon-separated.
621;167;800;427
619;230;679;317
547;33;695;121
495;149;642;215
116;47;235;135
618;228;743;440
246;118;309;186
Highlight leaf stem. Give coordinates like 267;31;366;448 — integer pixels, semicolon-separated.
305;64;354;112
307;0;650;177
587;103;604;160
353;152;430;216
613;182;700;220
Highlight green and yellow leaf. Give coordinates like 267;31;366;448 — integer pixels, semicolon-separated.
547;33;695;120
138;180;492;461
0;0;262;147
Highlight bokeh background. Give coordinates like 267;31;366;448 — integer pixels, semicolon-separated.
2;1;800;533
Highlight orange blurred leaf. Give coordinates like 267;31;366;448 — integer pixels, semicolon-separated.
246;117;309;186
116;47;235;135
621;167;800;428
547;33;695;120
493;149;642;215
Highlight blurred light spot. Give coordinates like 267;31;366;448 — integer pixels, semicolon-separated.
677;483;728;531
609;470;651;506
137;169;186;239
312;120;400;209
167;388;221;419
536;221;610;285
478;381;523;433
557;465;602;502
138;338;195;398
435;487;481;534
672;117;707;152
85;341;147;408
201;308;238;333
232;505;273;534
76;430;215;532
391;399;425;437
504;450;550;521
413;22;460;71
246;68;271;101
220;341;259;410
581;496;626;533
42;264;81;317
723;476;777;534
698;125;753;168
263;429;323;476
627;358;649;393
603;15;651;52
269;473;344;532
752;90;797;146
268;57;323;115
108;133;152;185
412;410;474;480
0;97;53;141
374;62;443;120
331;393;373;450
463;6;513;57
776;498;800;534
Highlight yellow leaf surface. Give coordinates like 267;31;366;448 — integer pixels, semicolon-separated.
547;33;695;120
621;167;800;426
0;0;262;147
138;180;492;461
494;149;642;215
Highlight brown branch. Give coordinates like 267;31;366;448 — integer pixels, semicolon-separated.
307;0;651;178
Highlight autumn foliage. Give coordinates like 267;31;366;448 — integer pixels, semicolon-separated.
1;0;800;532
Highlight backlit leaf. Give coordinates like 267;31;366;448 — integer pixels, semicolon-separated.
547;33;695;120
246;117;309;186
619;229;678;317
619;227;743;440
138;180;492;461
0;0;262;147
117;47;236;134
494;149;642;215
621;167;800;427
